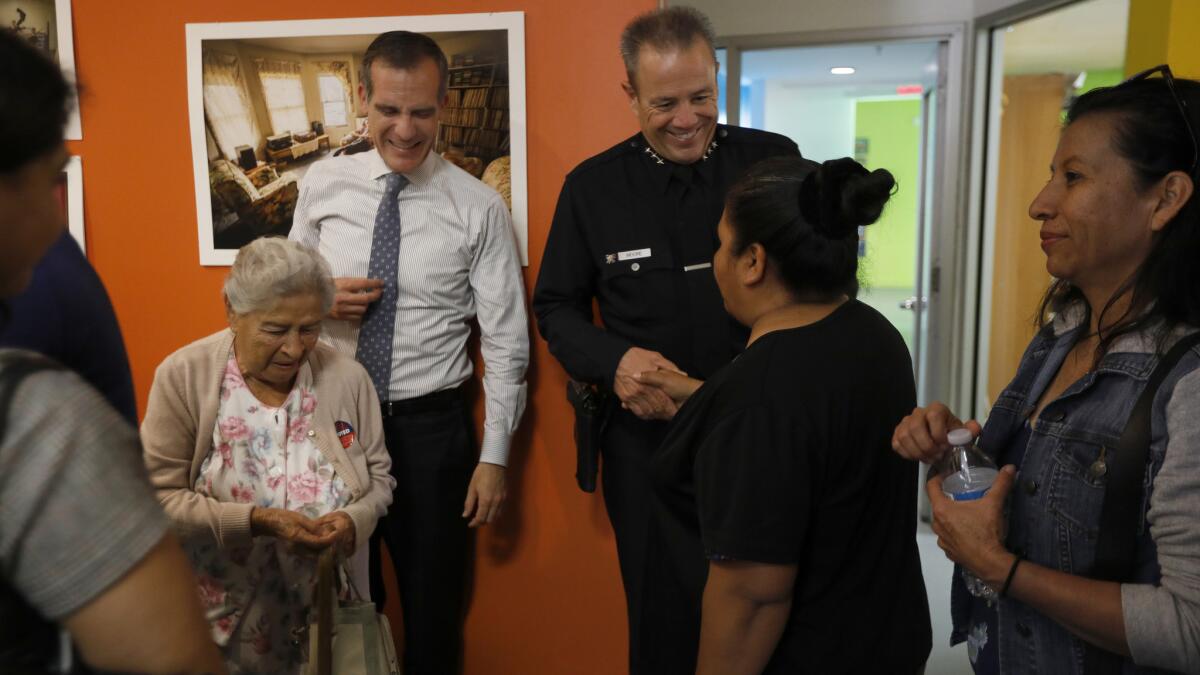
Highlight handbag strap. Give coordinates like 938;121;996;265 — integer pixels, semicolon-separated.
1085;330;1200;673
316;547;335;675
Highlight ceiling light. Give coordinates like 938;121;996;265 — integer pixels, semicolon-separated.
830;66;856;75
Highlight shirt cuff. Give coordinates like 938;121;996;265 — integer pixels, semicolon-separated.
219;503;255;548
479;428;511;467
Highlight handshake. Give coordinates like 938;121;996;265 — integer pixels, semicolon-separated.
614;347;704;421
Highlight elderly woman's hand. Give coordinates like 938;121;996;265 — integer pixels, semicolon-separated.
927;467;1019;588
891;402;983;463
314;511;356;555
250;507;335;553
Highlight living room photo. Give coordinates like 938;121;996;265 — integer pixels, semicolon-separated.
186;14;527;265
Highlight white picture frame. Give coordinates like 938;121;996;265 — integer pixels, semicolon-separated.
185;12;528;266
64;156;84;252
55;0;81;140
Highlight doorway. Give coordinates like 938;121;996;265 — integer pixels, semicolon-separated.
970;0;1130;421
719;40;945;396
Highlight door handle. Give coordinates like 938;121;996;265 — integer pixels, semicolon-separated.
899;296;927;311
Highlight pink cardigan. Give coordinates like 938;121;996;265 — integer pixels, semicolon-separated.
141;329;394;549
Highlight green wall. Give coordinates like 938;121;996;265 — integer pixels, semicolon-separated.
854;98;921;289
1077;67;1125;94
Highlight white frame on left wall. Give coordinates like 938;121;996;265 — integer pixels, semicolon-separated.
185;12;529;267
64;156;84;253
56;0;82;140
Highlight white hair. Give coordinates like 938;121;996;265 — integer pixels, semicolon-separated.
223;237;335;315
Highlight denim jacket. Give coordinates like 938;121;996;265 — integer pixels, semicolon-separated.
949;304;1200;674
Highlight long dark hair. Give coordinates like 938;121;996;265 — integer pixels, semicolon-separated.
724;156;895;300
1037;74;1200;357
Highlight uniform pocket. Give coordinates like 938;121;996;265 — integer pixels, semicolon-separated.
598;249;676;323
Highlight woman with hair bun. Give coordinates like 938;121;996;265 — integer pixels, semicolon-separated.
638;156;932;674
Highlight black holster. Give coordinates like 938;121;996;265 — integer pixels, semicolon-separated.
566;380;613;493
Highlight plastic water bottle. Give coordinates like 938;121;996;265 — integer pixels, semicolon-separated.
939;428;999;600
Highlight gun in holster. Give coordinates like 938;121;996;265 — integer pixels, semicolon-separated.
566;380;614;493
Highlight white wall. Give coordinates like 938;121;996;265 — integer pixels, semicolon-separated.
762;83;855;161
683;0;1030;37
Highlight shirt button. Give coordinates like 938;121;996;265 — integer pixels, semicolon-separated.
631;262;640;272
1023;480;1039;495
1047;410;1065;422
1016;622;1032;638
307;430;316;437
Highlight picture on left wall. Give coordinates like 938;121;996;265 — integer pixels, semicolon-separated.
186;12;528;266
62;156;84;253
3;0;82;139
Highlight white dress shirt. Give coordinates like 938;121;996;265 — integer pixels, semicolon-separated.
290;148;528;466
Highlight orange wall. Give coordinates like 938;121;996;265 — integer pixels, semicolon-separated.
65;1;652;673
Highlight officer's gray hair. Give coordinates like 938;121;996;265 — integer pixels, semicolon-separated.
224;237;335;316
619;6;717;89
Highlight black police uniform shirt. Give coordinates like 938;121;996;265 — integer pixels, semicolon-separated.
644;300;933;674
532;125;800;386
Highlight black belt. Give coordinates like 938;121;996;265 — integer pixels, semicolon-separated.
380;385;464;417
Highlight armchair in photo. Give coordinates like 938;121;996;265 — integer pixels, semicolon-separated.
208;159;299;249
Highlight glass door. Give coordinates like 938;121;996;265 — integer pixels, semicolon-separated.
734;41;945;389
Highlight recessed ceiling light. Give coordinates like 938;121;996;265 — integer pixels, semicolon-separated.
831;66;856;75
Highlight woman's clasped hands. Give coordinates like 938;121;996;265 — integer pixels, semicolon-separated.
250;507;356;555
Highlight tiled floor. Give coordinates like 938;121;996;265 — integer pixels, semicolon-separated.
918;523;971;674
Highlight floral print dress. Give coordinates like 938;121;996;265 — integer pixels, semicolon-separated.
186;352;352;675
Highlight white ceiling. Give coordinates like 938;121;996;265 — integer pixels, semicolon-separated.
1001;0;1128;75
735;41;940;97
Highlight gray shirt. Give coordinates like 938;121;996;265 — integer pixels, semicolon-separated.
0;349;167;620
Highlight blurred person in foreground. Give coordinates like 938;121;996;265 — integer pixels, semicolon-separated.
0;27;224;675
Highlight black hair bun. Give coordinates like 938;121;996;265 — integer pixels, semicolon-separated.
798;157;896;239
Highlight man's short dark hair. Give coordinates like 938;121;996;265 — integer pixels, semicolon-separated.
619;6;717;89
360;31;449;101
0;29;71;174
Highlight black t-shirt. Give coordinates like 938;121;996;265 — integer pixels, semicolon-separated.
644;300;932;674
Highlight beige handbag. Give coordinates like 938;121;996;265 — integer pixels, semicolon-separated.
306;548;401;675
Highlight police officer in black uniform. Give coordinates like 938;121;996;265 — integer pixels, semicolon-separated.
532;7;799;673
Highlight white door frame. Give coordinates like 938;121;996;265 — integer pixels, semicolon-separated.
965;0;1096;420
716;23;968;409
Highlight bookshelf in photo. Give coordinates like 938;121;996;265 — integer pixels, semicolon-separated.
437;58;509;163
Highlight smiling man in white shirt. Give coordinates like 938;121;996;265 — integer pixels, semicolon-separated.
289;30;528;675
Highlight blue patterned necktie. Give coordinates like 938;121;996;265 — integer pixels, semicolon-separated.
355;172;408;400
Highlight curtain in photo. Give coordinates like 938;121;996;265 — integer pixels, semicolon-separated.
315;61;353;128
202;50;261;161
254;58;308;136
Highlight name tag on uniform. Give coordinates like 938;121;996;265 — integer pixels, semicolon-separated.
617;248;652;261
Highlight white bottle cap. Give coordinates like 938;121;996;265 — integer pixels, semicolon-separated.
947;428;974;446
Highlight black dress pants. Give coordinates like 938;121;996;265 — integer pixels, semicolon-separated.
369;399;475;675
600;412;668;675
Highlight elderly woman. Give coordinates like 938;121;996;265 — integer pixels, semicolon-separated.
142;237;394;673
893;67;1200;674
638;156;931;674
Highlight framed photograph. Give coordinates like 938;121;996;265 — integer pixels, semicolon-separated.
62;156;84;252
6;0;82;138
185;12;528;266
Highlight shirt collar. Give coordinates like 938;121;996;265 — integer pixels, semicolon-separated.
637;126;723;194
364;146;439;186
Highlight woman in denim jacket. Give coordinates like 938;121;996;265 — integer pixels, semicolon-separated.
894;69;1200;674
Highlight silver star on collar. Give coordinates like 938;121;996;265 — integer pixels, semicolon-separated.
644;139;719;165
